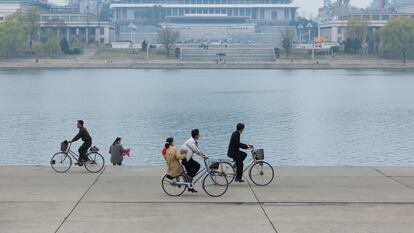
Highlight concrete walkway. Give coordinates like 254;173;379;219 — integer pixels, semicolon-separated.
0;166;413;233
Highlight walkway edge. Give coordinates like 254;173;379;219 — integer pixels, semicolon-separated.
54;166;106;233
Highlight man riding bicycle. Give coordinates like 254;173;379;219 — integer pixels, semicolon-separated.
70;120;92;166
227;123;252;183
181;129;208;193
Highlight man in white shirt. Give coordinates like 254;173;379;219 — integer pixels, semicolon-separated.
181;129;208;193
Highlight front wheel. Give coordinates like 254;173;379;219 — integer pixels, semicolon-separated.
50;152;72;173
249;161;274;186
84;152;105;173
202;171;229;197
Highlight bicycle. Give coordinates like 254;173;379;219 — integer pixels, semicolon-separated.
50;141;105;173
161;159;229;197
217;146;274;186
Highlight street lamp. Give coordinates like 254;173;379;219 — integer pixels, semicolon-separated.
128;23;137;44
297;24;304;45
306;22;313;43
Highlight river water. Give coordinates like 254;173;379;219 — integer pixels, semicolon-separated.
0;69;413;165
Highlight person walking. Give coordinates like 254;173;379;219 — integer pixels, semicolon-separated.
70;120;92;166
227;123;252;183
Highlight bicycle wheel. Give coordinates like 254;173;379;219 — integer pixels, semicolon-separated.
218;161;236;184
84;152;105;173
50;152;72;173
202;171;229;197
249;161;274;186
161;174;187;196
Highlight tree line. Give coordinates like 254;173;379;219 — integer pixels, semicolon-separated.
345;16;414;63
0;8;81;58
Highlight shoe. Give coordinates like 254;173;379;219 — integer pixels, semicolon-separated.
188;188;198;193
75;162;83;166
113;163;116;166
235;179;245;183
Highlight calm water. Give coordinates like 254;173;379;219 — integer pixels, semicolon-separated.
0;69;413;165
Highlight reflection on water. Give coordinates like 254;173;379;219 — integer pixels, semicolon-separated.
0;69;413;165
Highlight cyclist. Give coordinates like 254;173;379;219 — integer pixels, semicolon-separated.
70;120;92;166
162;137;186;178
227;123;252;183
181;129;208;193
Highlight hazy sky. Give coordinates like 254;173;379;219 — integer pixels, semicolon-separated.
49;0;373;15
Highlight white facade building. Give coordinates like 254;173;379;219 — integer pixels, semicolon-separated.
110;0;298;43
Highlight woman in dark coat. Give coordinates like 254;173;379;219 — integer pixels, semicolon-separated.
109;137;128;165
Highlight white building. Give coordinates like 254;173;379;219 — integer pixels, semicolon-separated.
0;0;49;21
318;0;414;42
110;0;298;43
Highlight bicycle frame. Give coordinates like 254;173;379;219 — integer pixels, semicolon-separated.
63;142;82;162
219;146;261;173
174;159;212;187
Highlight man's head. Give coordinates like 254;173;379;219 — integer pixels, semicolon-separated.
77;120;84;129
191;128;200;140
236;123;245;133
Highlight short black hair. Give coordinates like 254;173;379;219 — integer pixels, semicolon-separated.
191;129;199;138
77;120;84;126
236;123;245;131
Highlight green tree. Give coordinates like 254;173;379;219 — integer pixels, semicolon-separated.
158;27;180;57
0;13;26;57
32;41;44;55
44;37;60;55
60;38;70;54
345;18;369;53
23;8;41;51
379;16;414;63
281;28;295;58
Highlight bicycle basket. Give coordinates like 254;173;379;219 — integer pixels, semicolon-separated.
89;146;99;152
60;141;69;152
253;149;264;160
209;160;220;170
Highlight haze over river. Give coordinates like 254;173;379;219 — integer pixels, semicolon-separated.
0;69;413;165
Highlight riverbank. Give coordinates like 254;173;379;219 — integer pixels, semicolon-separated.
1;58;414;69
1;165;413;233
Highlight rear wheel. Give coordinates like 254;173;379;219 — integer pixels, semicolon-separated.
218;161;236;184
50;152;72;173
161;174;187;196
84;152;105;173
249;161;274;186
202;171;229;197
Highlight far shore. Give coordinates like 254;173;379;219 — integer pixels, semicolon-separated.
1;58;414;69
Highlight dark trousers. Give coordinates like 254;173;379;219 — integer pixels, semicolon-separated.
234;151;247;180
78;141;92;162
182;158;200;178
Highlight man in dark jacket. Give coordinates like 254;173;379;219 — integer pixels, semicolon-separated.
227;123;251;183
70;120;92;166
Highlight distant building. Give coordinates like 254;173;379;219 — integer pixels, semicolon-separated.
395;0;414;12
110;0;298;44
0;0;49;21
318;0;414;42
40;12;114;44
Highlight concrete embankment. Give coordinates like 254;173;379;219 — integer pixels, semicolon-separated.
0;165;413;233
1;59;414;69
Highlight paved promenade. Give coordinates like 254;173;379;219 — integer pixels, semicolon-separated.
1;166;413;233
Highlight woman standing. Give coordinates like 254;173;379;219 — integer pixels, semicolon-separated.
109;137;128;165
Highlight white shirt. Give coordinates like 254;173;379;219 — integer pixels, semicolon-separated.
181;137;202;161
